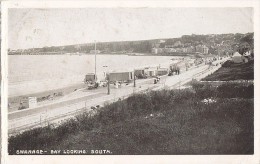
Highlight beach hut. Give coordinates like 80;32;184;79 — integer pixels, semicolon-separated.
84;73;96;83
157;68;169;76
108;70;134;82
134;68;146;79
18;97;29;110
232;52;244;63
145;67;158;77
28;97;37;108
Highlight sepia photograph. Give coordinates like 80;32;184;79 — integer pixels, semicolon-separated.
1;1;259;162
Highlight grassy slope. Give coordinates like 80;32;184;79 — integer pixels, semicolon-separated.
202;60;254;81
8;83;254;155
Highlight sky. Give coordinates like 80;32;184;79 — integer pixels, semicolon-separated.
8;8;253;50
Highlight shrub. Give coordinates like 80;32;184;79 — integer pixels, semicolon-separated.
191;81;216;99
216;83;254;98
222;60;234;67
191;79;204;92
149;90;171;111
169;89;195;102
126;93;154;115
98;101;130;124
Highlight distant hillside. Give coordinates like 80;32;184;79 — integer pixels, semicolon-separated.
9;33;254;55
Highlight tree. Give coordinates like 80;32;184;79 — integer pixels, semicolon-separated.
238;42;251;55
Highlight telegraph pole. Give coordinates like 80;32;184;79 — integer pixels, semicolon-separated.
134;73;136;87
94;40;97;82
103;65;110;95
107;74;110;95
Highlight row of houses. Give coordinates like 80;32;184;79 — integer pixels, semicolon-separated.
152;44;209;54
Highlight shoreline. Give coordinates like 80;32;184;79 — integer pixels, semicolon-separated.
8;82;86;99
8;82;87;112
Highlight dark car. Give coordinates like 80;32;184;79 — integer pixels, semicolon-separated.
88;82;99;90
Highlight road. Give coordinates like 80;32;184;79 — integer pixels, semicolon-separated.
8;58;227;136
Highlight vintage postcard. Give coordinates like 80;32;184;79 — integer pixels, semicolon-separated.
1;0;260;163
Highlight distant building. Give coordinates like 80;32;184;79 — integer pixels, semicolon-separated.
195;45;202;53
159;40;166;43
173;41;182;47
182;47;188;53
186;46;195;53
153;43;160;48
164;48;177;53
90;50;101;54
152;48;158;54
152;48;163;54
196;45;209;54
202;45;209;54
165;45;175;48
184;43;192;47
175;48;183;53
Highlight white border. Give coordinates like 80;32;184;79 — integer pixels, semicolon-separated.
1;1;260;164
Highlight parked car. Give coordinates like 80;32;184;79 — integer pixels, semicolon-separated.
154;76;160;84
99;81;107;87
137;73;147;79
88;82;99;90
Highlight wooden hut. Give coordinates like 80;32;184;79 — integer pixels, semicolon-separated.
109;71;134;82
84;73;96;83
145;67;158;77
157;68;169;76
134;68;146;79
